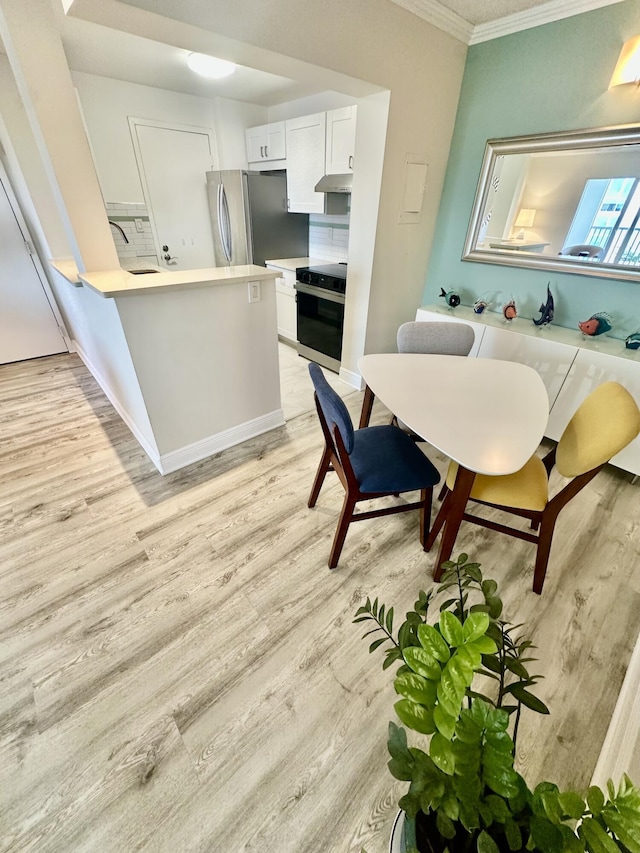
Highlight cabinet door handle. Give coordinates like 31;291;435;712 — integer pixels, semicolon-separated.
349;155;354;170
265;145;269;158
260;145;264;158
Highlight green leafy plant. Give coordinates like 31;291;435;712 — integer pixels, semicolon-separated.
354;554;640;853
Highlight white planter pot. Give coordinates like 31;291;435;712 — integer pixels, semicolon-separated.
390;810;405;853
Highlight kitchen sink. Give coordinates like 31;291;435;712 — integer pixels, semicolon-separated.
128;268;160;275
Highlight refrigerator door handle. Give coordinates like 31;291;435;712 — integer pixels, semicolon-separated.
217;183;233;264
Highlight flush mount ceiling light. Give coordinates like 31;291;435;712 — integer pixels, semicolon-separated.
609;35;640;88
186;53;236;79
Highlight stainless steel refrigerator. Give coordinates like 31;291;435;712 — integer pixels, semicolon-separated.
206;170;308;267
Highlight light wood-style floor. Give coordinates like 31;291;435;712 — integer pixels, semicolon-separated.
1;350;639;853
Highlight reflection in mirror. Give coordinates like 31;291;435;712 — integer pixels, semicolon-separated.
462;124;640;282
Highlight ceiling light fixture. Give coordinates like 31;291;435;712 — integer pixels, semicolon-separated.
186;53;236;79
609;35;640;88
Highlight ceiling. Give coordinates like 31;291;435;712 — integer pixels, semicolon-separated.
389;0;625;44
53;0;625;105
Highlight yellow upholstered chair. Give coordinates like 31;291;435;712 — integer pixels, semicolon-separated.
430;382;640;594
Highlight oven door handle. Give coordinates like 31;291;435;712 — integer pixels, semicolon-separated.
294;282;345;305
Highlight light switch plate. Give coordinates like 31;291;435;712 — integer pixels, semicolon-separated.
248;281;261;303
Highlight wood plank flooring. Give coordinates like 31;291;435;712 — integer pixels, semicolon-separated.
1;350;639;852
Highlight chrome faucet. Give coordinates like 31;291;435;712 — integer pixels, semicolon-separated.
108;220;129;243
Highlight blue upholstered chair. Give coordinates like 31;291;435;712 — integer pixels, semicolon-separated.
308;362;441;568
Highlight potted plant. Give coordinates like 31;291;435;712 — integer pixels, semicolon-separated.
354;554;640;853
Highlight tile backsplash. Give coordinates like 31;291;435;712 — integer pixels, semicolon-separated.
105;202;157;264
308;213;349;262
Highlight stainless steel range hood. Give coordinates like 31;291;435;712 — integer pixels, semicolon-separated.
314;173;352;193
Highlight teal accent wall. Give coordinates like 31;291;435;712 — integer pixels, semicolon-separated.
423;1;640;338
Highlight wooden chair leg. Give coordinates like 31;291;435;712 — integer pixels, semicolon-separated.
532;512;558;594
329;491;357;569
419;487;433;549
308;445;332;508
438;483;448;502
425;488;452;552
359;384;375;428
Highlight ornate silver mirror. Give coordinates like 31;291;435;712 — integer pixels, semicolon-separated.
462;124;640;282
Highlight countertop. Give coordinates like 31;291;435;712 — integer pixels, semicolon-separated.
264;257;332;272
51;259;283;298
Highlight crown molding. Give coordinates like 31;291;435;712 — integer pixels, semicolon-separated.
389;0;473;44
470;0;626;45
391;0;624;46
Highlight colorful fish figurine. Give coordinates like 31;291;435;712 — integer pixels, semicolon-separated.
473;297;491;315
578;312;612;337
533;284;554;327
439;287;460;308
502;298;517;321
625;332;640;350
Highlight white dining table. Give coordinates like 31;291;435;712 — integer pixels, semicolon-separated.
358;353;549;575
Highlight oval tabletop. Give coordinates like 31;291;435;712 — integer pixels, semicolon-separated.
358;353;549;477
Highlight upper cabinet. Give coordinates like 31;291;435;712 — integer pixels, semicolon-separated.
245;107;356;214
245;121;286;164
285;112;327;214
325;106;357;175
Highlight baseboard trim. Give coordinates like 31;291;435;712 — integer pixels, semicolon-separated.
158;410;285;474
591;631;640;788
72;342;285;475
71;340;163;471
339;366;363;390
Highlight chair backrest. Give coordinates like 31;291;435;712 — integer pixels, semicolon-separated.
556;382;640;477
397;321;475;356
560;244;604;259
308;362;355;454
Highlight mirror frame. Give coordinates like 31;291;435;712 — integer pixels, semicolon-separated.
462;123;640;283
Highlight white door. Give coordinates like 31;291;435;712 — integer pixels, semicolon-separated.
131;121;217;270
0;175;65;365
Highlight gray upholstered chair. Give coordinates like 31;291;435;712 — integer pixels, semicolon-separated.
397;320;475;357
393;321;475;437
307;362;440;568
559;244;604;260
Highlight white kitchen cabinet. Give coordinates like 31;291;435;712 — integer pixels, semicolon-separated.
285;113;327;214
415;304;640;476
246;121;286;164
266;264;297;343
325;106;357;174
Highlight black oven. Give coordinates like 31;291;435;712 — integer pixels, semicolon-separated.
295;264;347;373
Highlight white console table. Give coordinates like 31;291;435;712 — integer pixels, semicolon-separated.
416;304;640;477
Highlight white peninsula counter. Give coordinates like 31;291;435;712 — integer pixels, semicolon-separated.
48;260;284;474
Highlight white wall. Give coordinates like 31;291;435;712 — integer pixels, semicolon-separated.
212;95;268;170
48;267;160;460
267;91;356;122
73;72;269;201
115;278;281;457
67;0;468;363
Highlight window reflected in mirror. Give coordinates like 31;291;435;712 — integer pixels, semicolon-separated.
463;125;640;282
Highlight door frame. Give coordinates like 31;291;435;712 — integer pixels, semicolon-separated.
128;117;219;266
0;157;69;352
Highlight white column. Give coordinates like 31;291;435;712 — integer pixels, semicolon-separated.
0;0;119;272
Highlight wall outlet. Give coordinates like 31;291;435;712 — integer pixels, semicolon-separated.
134;218;144;232
248;281;261;303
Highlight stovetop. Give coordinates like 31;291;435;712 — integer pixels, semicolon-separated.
295;262;347;294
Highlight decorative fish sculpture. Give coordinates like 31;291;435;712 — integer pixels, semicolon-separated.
578;312;612;337
439;287;460;308
625;332;640;350
473;297;491;314
502;298;517;321
533;284;554;327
